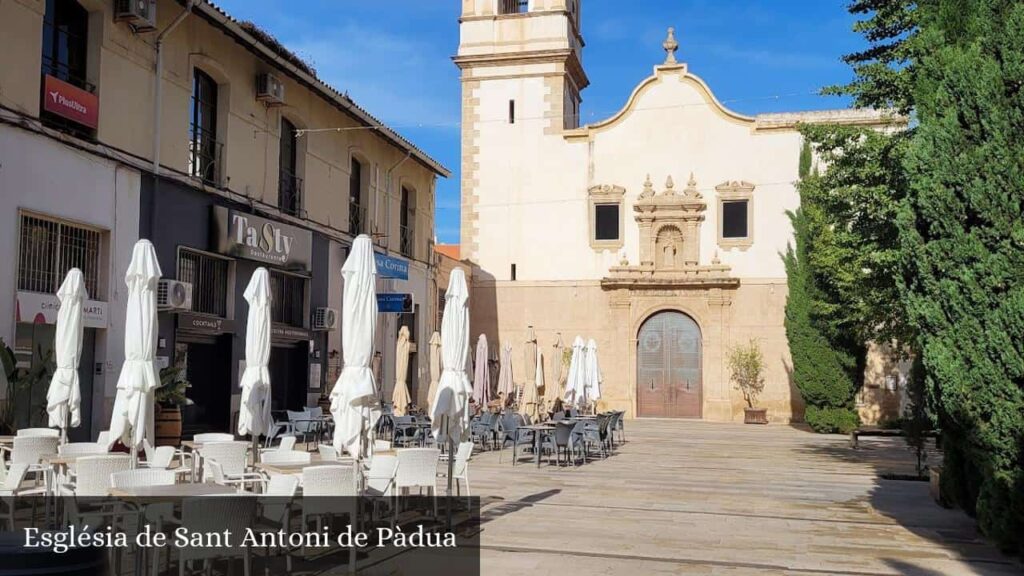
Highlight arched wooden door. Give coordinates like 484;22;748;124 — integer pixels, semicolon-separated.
637;311;702;418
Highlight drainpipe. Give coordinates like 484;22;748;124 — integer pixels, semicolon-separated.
152;0;196;175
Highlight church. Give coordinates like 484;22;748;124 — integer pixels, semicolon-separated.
454;0;899;422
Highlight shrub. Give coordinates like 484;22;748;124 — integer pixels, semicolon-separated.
805;406;860;435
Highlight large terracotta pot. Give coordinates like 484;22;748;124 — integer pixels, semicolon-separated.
155;404;183;447
744;408;768;425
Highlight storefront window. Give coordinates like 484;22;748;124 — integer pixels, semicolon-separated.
270;270;307;327
177;248;231;317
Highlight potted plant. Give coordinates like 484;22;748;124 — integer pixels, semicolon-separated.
154;366;193;446
728;339;768;424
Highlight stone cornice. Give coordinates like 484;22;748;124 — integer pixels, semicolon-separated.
453;49;590;90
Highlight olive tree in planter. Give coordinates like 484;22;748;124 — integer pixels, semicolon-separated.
728;339;767;424
154;366;193;447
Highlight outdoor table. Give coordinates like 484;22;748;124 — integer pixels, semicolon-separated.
0;435;14;446
516;423;556;468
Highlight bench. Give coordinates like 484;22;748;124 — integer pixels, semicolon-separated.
849;427;938;449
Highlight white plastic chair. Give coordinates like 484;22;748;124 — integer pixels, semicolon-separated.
301;465;358;533
96;430;111;446
396;448;440;516
10;435;60;492
71;455;132;496
199;442;262;490
318;444;340;461
0;462;33;529
16;428;59;438
260;451;311;465
110;469;175;489
193;433;234;443
179;496;256;576
448;441;474;506
59;442;106;456
374;440;392;452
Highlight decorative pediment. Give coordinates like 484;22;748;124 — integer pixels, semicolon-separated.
588;184;626;199
604;173;738;291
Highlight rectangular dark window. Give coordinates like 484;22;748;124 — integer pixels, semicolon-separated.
511;264;516;281
436;288;446;331
41;0;90;91
270;271;306;327
400;187;415;257
189;69;220;184
349;158;364;234
594;204;620;241
398;304;417;341
178;249;230;317
508;100;515;124
279;118;302;216
499;0;529;15
18;213;102;296
722;200;749;238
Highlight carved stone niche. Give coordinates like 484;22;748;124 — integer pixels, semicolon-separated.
603;173;738;291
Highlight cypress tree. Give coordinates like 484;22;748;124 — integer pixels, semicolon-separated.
900;0;1024;552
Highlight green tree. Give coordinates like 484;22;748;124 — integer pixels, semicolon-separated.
899;0;1024;552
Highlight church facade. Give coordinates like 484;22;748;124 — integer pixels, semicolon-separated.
456;0;900;422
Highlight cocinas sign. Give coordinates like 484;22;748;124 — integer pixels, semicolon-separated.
212;206;312;271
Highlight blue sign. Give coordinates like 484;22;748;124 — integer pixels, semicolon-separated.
377;293;414;314
374;252;409;280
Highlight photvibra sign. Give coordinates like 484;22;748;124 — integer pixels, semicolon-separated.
42;75;99;129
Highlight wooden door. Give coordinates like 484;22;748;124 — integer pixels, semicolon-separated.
636;311;702;418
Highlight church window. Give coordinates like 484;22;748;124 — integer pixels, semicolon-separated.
588;185;626;250
716;181;756;249
508;99;515;124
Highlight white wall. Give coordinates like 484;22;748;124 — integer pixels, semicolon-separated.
469;66;803;283
0;125;139;435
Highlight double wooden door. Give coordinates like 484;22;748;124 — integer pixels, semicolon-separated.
636;311;702;418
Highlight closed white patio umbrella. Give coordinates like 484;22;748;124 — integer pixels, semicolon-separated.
544;333;566;408
430;268;471;445
238;268;272;442
426;331;441;414
47;268;87;443
108;240;161;459
392;326;412;417
563;336;586;409
472;334;491;407
584;338;603;412
330;235;380;461
497;343;514;406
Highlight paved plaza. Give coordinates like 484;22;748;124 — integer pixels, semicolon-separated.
468;419;1021;576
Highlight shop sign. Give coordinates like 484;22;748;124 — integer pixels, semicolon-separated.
15;291;107;329
377;293;413;314
271;324;311;341
374;252;409;280
42;75;99;130
212;206;312;271
177;312;235;335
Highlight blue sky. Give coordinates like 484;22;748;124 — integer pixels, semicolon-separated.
213;1;864;244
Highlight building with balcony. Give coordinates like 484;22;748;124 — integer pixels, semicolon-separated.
0;0;448;437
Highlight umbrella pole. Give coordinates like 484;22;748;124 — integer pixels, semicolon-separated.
130;442;138;469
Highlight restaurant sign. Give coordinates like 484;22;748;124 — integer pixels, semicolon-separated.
177;312;235;335
212;206;312;271
15;291;107;329
374;252;409;280
42;75;99;130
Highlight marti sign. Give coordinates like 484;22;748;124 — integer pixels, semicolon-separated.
212;206;312;271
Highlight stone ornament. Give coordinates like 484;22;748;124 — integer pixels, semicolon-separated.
663;27;679;65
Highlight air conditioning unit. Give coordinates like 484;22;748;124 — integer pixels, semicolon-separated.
256;73;285;106
157;280;193;312
113;0;157;32
312;307;338;331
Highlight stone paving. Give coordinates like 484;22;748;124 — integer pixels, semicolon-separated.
467;419;1021;576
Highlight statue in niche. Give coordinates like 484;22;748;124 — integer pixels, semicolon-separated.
655;226;683;270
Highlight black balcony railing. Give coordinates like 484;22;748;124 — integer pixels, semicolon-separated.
499;0;529;14
349;202;366;235
400;225;414;257
279;169;304;217
188;127;223;186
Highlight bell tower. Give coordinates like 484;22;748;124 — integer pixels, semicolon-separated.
454;0;589;263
